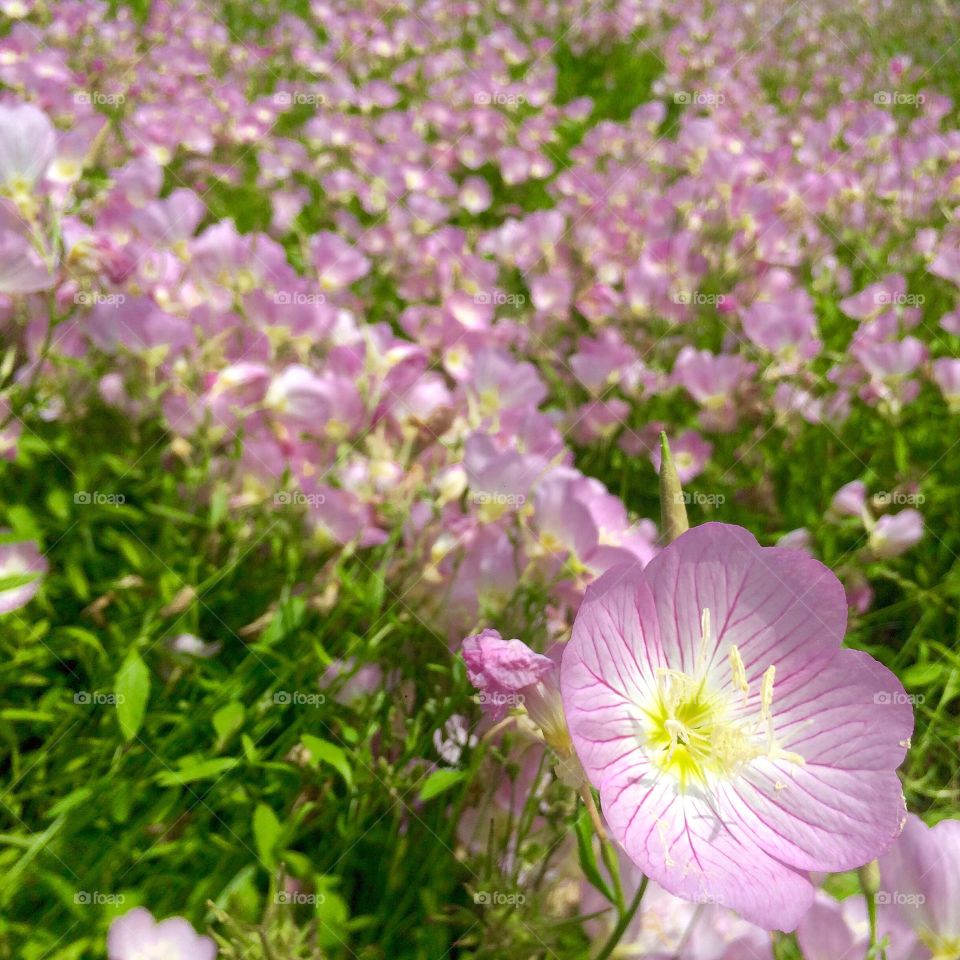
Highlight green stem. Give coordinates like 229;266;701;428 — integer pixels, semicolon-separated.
865;891;879;959
593;875;648;960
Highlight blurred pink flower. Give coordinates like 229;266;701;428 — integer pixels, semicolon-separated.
0;539;47;614
107;907;216;960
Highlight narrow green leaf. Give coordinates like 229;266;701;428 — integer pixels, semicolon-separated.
575;806;615;904
252;803;281;869
115;651;150;742
417;768;465;803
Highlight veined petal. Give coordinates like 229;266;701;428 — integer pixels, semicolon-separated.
602;768;815;931
642;523;847;694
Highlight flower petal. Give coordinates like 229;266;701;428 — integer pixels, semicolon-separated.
642;523;847;693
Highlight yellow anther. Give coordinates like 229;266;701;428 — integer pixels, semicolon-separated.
728;644;749;700
760;665;776;722
698;607;712;661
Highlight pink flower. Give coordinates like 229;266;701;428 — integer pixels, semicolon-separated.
830;480;868;519
879;814;960;956
932;358;960;411
462;628;553;722
463;630;581;784
0;103;56;191
0;230;54;294
311;232;370;290
869;509;923;559
0;539;47;614
561;523;912;930
107;907;216;960
649;430;712;484
582;842;774;959
796;891;924;960
672;347;755;408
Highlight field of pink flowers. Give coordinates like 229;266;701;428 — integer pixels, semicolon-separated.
2;0;960;957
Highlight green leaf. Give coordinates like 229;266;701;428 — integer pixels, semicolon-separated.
252;803;281;869
301;735;353;789
575;805;615;904
212;701;245;746
417;768;465;803
155;757;238;786
115;651;150;742
901;662;943;687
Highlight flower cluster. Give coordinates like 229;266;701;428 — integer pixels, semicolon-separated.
0;0;956;954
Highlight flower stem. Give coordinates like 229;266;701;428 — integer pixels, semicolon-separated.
593;874;648;960
859;860;884;960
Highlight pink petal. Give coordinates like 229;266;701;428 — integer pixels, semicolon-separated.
641;523;847;694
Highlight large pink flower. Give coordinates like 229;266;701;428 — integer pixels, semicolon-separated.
879;814;960;956
561;523;913;930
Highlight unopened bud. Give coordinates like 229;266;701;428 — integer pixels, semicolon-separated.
658;432;690;545
858;860;881;897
